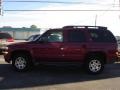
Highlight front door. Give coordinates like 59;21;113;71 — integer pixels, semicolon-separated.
32;30;64;62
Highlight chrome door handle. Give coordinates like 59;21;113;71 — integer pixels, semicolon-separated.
60;48;64;50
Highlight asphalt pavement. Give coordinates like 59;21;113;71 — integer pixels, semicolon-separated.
0;55;120;90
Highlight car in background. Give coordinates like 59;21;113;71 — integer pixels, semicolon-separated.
0;32;14;54
26;34;41;42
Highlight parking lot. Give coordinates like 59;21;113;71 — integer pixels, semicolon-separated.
0;55;120;90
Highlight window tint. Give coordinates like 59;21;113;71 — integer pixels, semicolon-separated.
40;31;63;42
47;31;63;42
89;30;116;43
68;30;86;42
0;33;12;39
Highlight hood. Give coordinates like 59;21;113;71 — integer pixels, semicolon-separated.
7;41;30;47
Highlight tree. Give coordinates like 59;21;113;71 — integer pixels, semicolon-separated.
30;25;37;29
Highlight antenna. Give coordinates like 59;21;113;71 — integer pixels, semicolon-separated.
119;0;120;8
119;0;120;19
0;0;1;15
113;0;116;7
95;15;97;26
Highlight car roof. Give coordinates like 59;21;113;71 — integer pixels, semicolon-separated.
47;26;107;31
0;32;12;39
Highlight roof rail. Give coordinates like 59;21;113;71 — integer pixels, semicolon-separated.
63;26;107;30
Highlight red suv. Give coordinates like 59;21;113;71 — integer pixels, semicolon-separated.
3;26;118;74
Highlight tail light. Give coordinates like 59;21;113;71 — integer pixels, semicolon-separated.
7;38;14;42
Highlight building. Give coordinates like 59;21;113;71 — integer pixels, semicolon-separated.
0;27;40;40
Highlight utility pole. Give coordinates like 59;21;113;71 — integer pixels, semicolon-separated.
0;0;3;15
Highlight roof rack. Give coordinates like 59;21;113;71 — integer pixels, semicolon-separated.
63;25;107;30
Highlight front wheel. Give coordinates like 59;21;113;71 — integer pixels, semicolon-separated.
12;54;33;72
85;56;104;74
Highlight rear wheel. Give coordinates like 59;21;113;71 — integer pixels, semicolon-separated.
12;54;33;72
85;56;104;74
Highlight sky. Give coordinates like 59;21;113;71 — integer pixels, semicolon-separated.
0;0;120;35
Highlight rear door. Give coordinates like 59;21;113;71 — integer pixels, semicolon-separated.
61;29;87;62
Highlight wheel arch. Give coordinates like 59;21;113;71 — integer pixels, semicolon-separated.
85;51;107;64
11;50;33;61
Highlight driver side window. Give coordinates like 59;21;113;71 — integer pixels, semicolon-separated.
40;31;63;43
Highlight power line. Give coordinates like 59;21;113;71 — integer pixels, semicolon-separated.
3;0;92;4
4;9;120;12
2;1;120;13
2;0;118;6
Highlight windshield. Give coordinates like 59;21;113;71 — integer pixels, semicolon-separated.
27;34;41;42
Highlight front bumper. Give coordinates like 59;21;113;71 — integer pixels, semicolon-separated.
0;45;8;54
0;48;6;55
4;52;11;63
2;47;12;63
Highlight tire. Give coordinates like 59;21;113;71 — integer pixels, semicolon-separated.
12;53;33;72
85;56;104;74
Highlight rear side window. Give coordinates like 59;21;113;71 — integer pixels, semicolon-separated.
0;33;12;39
68;30;86;42
89;30;116;43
